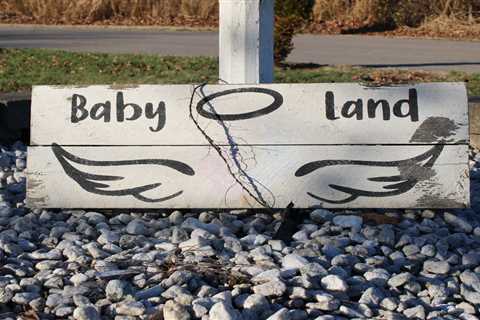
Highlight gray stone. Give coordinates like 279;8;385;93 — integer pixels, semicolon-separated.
0;287;14;304
321;275;348;292
97;230;120;245
73;305;101;320
182;218;221;236
224;237;242;253
314;293;340;311
193;303;209;318
292;230;309;242
402;244;420;256
287;309;307;320
462;287;480;308
162;286;190;300
443;212;473;233
388;273;412;288
115;300;145;316
106;280;132;302
423;260;450;274
376;225;395;247
70;273;89;286
331;254;359;267
460;270;480;292
310;209;334;223
380;297;398;311
332;215;363;230
163;300;191;320
265;308;290;320
459;313;480;320
126;219;148;235
169;211;184;225
253;280;287;297
162;271;194;288
73;295;91;307
463;252;480;266
312;317;335;320
282;254;309;270
359;287;384;306
55;306;74;317
176;293;194;305
46;293;71;308
268;240;285;252
403;305;426;319
421;210;436;219
84;243;108;259
364;268;391;287
252;269;281;283
456;302;476;314
44;276;63;289
243;294;270;315
300;263;328;278
136;284;164;300
12;292;39;304
339;305;365;318
420;244;436;257
209;301;241;320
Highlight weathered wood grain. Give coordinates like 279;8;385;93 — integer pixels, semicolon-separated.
219;0;274;83
30;83;468;146
27;145;469;209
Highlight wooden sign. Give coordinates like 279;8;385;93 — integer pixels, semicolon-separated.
27;83;470;209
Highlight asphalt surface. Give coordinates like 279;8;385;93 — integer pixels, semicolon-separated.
1;25;480;72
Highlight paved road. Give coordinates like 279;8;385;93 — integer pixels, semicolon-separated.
1;25;480;72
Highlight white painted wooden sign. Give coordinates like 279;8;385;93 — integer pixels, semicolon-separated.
27;83;470;209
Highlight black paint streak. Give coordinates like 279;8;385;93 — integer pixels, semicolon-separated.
196;87;283;121
410;117;460;143
295;144;444;204
52;143;194;203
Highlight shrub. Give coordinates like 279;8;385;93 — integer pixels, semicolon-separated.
350;0;395;27
313;0;351;22
393;0;431;27
274;0;315;64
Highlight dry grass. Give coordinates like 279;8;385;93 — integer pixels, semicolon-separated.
0;0;219;25
312;0;479;24
0;0;479;39
0;0;478;27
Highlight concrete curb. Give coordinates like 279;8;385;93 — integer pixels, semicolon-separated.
1;92;480;145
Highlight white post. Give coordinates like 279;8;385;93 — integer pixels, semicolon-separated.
219;0;275;84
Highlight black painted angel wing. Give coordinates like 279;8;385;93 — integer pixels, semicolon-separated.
295;145;444;204
52;144;195;203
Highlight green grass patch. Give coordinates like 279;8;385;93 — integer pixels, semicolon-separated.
0;48;478;96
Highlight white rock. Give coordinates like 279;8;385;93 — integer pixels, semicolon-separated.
266;308;291;320
73;305;100;320
163;300;191;320
321;275;349;292
209;301;241;320
282;254;308;270
253;280;287;297
115;300;145;316
70;274;89;286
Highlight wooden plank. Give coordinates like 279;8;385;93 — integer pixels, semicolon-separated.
30;83;468;146
469;100;480;150
27;145;469;209
219;0;274;83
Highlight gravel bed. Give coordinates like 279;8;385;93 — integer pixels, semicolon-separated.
0;141;480;319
